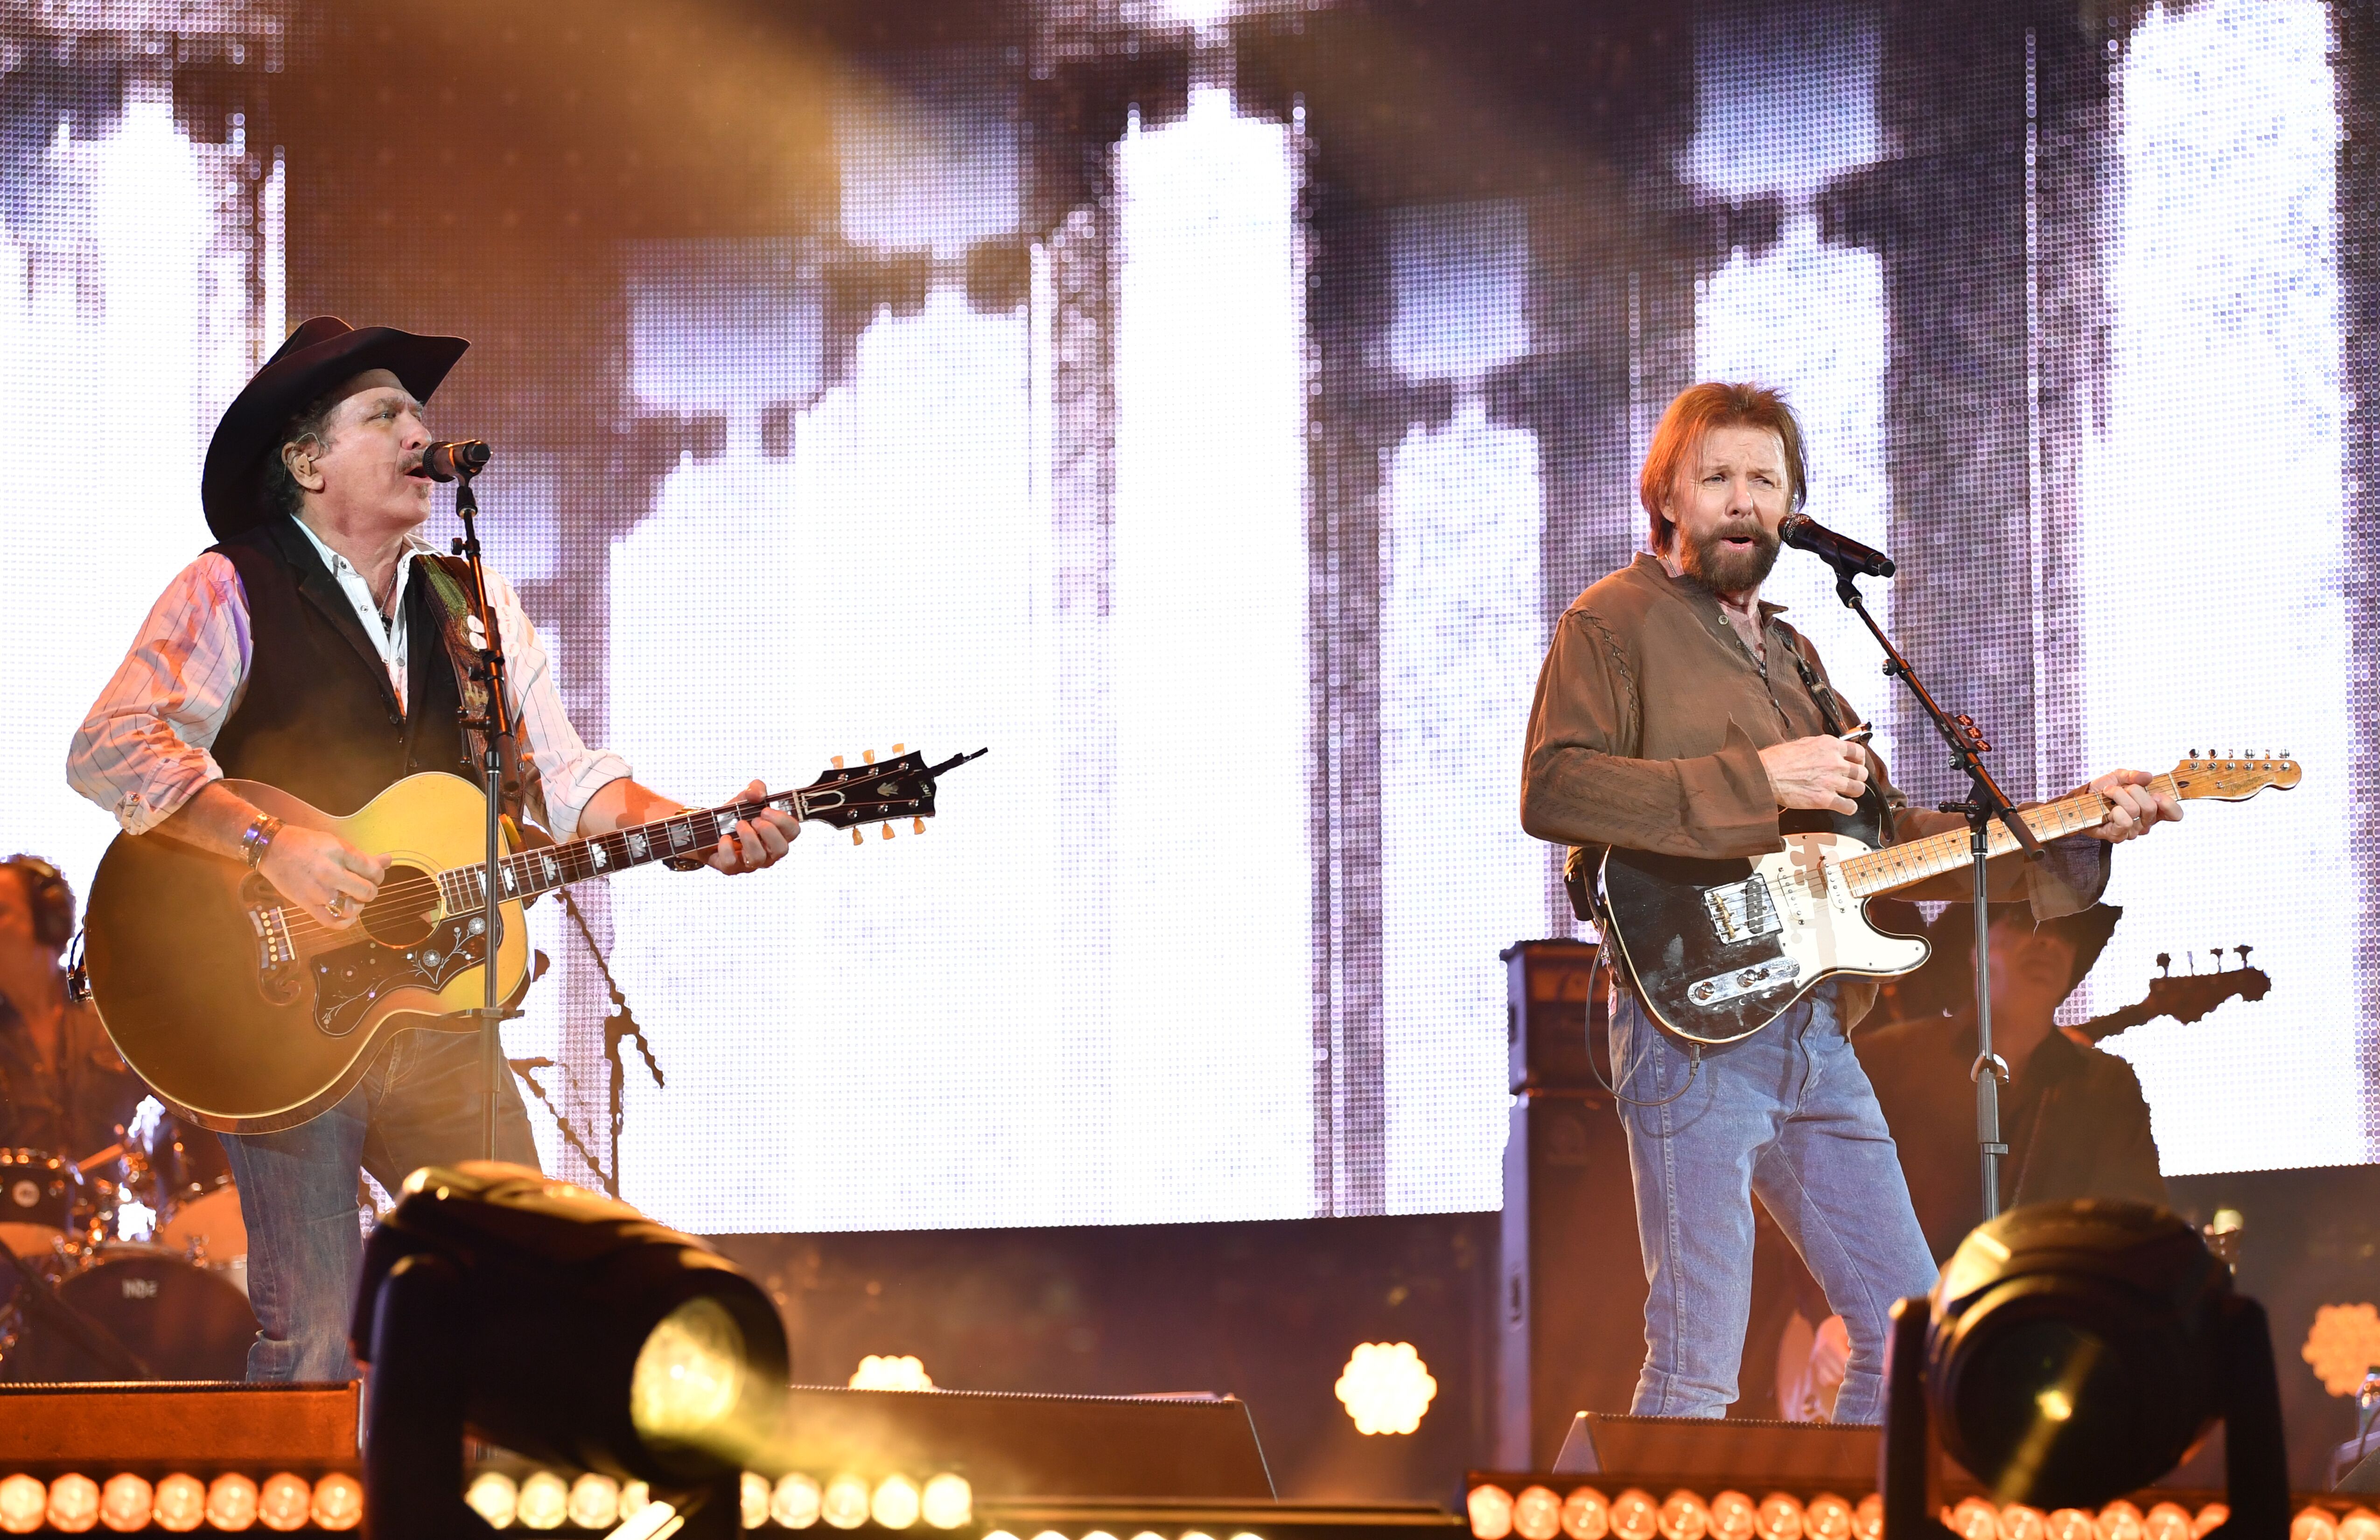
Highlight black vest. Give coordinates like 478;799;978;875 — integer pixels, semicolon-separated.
210;519;475;816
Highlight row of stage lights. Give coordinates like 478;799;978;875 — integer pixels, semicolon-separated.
465;1469;975;1532
0;1472;361;1533
1461;1486;2265;1540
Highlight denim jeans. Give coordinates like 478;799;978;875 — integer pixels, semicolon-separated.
1609;984;1939;1423
217;1026;539;1382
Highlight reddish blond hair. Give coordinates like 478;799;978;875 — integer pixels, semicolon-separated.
1638;382;1808;553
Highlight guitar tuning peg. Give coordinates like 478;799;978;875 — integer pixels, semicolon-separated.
863;750;877;764
2236;945;2254;966
832;756;845;769
892;742;905;755
2156;952;2171;976
851;827;863;846
880;824;895;840
912;818;926;834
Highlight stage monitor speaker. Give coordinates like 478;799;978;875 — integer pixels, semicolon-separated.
1552;1411;1881;1488
769;1386;1275;1500
1494;939;1651;1470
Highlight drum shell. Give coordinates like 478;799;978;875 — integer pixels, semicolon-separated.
6;1248;256;1382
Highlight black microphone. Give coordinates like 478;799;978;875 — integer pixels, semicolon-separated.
1780;512;1895;579
417;440;491;483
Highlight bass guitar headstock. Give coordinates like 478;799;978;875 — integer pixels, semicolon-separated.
2077;944;2270;1043
797;745;989;844
2170;750;2301;801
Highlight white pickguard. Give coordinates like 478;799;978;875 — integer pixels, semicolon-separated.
1756;829;1930;981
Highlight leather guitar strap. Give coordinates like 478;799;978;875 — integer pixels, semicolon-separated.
418;555;547;841
1778;624;1857;738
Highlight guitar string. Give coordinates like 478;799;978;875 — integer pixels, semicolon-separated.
268;794;814;949
270;776;931;950
1838;772;2184;896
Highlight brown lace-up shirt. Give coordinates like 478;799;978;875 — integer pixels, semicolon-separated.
1520;555;2106;1030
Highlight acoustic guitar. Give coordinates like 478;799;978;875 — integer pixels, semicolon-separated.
82;748;983;1134
1595;752;2300;1047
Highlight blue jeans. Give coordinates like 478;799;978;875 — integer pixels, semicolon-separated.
217;1027;539;1382
1610;985;1938;1423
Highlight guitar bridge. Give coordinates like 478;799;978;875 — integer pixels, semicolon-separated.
1702;877;1782;943
248;904;296;970
1687;955;1801;1006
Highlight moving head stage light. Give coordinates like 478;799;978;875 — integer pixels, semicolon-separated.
352;1162;791;1539
1882;1200;2289;1540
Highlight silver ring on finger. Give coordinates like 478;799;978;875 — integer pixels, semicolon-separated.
328;893;347;917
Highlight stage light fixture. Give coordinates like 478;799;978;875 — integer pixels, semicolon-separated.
465;1470;518;1527
205;1473;257;1531
98;1472;150;1533
1882;1200;2291;1540
851;1354;936;1391
1753;1495;1801;1540
825;1472;875;1528
568;1473;621;1530
352;1162;791;1540
874;1474;924;1528
153;1475;205;1532
1513;1486;1562;1540
743;1472;774;1530
44;1474;96;1533
921;1473;974;1529
1336;1342;1439;1435
774;1473;825;1528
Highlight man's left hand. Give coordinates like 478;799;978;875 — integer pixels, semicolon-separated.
707;778;800;873
2082;768;2182;843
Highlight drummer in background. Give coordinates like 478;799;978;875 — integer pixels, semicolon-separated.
0;857;144;1162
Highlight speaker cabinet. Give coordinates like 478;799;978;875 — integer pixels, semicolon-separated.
1494;940;1650;1469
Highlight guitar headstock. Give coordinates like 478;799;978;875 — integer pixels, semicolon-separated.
2143;965;2270;1024
793;744;988;845
2170;750;2301;802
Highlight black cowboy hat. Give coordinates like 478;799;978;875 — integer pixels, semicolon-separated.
1935;901;2125;999
201;316;469;540
1872;900;2125;1023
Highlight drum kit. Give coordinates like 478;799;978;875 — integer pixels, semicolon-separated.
0;1113;256;1381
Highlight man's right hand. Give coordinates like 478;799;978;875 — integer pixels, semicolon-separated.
259;826;390;930
1759;735;1869;815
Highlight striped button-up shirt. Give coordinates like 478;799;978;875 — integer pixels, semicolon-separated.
66;526;632;839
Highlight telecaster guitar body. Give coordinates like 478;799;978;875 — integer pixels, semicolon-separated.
1595;751;2301;1048
86;775;532;1135
1600;831;1929;1047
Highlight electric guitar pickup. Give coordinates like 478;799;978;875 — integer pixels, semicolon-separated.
1596;752;2299;1048
81;747;985;1134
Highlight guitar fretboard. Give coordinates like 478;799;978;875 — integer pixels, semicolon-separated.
434;798;789;912
1836;773;2176;898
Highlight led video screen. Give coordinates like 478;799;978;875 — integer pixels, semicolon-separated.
0;0;2366;1235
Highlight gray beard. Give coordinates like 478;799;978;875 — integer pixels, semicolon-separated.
1680;525;1781;594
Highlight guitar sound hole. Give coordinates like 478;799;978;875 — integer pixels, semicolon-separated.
361;865;439;949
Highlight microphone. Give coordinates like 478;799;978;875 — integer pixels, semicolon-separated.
1780;513;1895;579
417;440;491;483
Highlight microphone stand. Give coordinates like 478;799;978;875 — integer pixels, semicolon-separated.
1825;562;2043;1223
449;463;520;1162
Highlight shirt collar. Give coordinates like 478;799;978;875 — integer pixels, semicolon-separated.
1634;550;1791;622
288;516;434;583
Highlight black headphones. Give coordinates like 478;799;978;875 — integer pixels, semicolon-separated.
4;857;74;952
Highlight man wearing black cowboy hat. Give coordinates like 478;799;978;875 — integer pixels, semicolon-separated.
1856;902;2170;1262
66;318;799;1381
